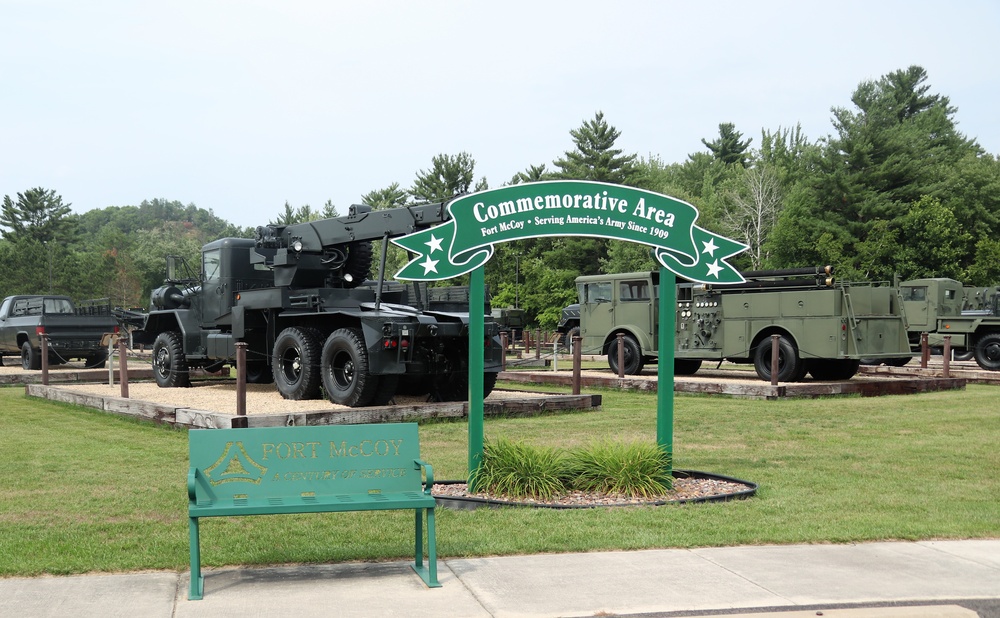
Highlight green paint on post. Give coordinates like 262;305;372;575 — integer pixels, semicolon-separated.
468;266;485;491
657;268;675;474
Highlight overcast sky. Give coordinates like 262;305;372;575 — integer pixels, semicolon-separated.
2;1;997;229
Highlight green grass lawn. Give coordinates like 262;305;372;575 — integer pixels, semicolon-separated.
1;382;997;576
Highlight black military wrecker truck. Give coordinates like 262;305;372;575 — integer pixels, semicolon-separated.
131;202;504;407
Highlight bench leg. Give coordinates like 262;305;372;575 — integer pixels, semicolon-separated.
411;507;440;587
188;517;204;600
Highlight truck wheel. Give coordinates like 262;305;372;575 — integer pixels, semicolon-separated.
342;241;373;288
245;362;274;384
369;375;399;406
674;359;702;375
807;359;860;380
321;328;379;407
561;326;580;352
86;349;108;369
973;333;1000;371
152;331;190;387
954;350;975;362
21;342;40;370
607;334;644;375
433;369;498;402
753;335;805;382
272;327;322;400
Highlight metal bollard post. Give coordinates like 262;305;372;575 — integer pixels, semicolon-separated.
40;333;49;386
500;332;508;372
118;338;129;398
572;335;582;394
552;340;558;372
233;342;248;428
616;332;625;378
920;333;929;368
525;329;531;356
770;334;780;386
942;335;951;379
535;329;541;360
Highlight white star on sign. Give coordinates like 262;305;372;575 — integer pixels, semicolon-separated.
701;238;718;257
706;260;723;278
425;234;443;254
420;256;439;275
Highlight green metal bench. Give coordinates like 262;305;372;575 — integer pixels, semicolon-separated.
187;422;439;600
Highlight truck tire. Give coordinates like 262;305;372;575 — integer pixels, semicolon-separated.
433;369;499;402
342;241;373;288
973;332;1000;371
86;349;108;369
21;342;40;370
561;326;580;352
954;350;975;361
152;331;190;387
321;328;379;407
273;327;323;400
674;359;702;375
369;375;400;406
245;362;274;384
752;335;805;382
607;334;644;375
807;359;860;380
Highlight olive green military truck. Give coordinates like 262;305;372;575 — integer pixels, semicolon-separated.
899;278;1000;370
569;268;912;382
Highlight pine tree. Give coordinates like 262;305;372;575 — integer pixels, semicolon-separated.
702;123;753;167
553;112;637;184
0;187;75;243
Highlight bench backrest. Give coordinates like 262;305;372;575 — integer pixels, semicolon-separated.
188;423;424;504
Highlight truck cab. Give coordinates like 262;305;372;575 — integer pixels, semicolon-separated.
899;278;964;334
575;271;660;372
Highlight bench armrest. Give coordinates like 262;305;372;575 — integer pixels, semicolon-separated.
187;467;199;503
188;467;215;505
414;459;434;495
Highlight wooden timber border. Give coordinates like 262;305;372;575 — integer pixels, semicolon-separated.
858;362;1000;385
0;368;156;385
24;384;602;430
499;368;967;400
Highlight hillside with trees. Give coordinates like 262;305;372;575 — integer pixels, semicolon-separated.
3;66;998;329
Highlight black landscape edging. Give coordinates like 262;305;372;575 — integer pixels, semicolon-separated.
432;469;757;510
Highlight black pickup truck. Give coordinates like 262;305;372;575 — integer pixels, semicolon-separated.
0;295;118;370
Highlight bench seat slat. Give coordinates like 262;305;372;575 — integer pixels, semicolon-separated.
191;491;436;517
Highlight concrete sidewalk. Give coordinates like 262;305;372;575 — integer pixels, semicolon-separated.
2;540;997;618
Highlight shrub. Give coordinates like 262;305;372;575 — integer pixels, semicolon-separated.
474;436;568;500
474;437;673;500
564;441;673;498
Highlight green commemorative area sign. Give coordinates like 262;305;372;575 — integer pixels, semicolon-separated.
393;180;748;285
391;180;748;486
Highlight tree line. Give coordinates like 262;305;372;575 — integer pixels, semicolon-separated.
2;65;998;329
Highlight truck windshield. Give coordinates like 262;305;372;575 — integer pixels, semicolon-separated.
585;282;612;304
203;249;221;282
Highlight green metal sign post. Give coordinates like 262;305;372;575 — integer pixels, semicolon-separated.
392;181;747;485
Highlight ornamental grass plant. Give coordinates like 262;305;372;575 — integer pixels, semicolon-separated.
474;436;673;500
475;436;567;500
564;441;672;497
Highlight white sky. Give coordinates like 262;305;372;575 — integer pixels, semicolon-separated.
2;1;997;229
